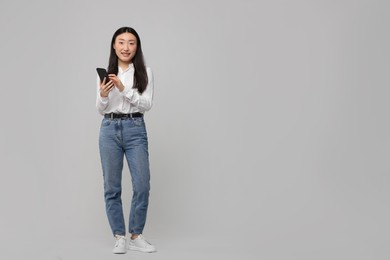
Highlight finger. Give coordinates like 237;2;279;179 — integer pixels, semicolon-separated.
108;78;115;84
103;80;113;88
103;85;111;92
104;83;114;92
108;75;117;81
99;80;105;90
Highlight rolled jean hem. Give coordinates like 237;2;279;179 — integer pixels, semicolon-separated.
129;229;143;235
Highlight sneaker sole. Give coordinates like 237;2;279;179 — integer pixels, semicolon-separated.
128;245;156;253
112;250;127;254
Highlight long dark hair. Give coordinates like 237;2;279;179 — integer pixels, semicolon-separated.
107;27;148;94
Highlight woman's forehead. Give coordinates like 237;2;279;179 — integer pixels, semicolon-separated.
116;32;136;41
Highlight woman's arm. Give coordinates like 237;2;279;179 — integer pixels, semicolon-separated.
96;75;110;115
120;67;154;112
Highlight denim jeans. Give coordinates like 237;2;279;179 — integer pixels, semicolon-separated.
99;116;150;236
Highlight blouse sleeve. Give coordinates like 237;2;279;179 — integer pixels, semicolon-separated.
96;75;109;115
120;67;154;112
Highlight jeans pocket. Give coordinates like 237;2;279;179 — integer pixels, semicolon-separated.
133;117;144;127
101;118;111;127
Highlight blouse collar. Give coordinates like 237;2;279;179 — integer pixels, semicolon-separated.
118;63;134;73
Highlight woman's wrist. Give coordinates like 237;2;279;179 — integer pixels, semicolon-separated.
118;83;125;92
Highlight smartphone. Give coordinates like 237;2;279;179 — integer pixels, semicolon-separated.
96;68;110;83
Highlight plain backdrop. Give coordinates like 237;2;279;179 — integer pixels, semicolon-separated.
0;0;389;259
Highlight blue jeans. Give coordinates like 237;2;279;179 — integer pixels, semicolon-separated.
99;116;150;236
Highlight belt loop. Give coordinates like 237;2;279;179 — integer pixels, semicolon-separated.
130;113;133;118
110;113;113;120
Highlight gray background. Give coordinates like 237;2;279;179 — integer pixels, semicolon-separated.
0;0;389;259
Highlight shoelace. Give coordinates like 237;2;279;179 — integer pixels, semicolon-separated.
115;236;126;247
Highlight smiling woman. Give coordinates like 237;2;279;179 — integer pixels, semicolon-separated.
95;27;155;254
106;27;149;95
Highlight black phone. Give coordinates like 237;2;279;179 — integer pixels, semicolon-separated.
96;68;110;83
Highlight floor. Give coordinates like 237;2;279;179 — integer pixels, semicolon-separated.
4;232;389;260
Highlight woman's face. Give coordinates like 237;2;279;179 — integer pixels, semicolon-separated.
113;32;137;64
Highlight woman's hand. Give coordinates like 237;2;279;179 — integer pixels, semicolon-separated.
109;74;125;92
100;77;114;97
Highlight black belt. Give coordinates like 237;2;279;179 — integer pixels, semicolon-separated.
104;113;143;119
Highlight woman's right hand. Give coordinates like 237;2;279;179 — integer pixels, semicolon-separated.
100;77;114;97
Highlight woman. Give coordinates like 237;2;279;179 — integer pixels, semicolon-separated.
96;27;156;254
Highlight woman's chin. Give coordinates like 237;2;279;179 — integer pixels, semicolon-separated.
118;56;132;63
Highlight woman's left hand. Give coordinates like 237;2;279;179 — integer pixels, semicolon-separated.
108;74;125;92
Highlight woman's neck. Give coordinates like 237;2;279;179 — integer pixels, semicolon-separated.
118;60;132;71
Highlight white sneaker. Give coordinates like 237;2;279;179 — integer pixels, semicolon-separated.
112;235;127;254
128;234;157;253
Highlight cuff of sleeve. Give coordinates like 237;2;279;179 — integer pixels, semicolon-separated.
99;95;109;103
121;85;134;100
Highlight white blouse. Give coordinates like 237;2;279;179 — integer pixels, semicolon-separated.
96;63;154;115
